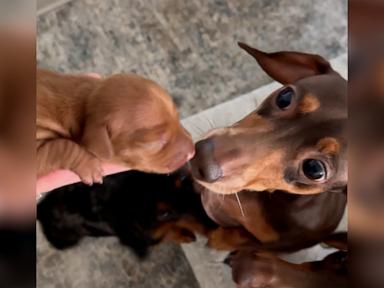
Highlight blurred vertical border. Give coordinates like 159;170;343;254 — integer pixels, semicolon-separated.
0;0;36;287
349;0;384;287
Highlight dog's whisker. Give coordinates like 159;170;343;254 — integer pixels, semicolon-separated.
216;192;224;208
235;193;245;218
221;193;226;207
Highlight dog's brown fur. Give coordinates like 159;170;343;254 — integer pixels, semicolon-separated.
226;248;347;288
191;43;347;195
200;185;346;252
189;44;347;261
37;70;194;184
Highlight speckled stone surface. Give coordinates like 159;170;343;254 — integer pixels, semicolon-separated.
37;0;347;118
37;0;347;287
37;223;199;288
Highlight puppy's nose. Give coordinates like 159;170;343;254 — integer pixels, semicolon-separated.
166;132;195;171
186;151;195;162
186;145;196;161
191;138;223;183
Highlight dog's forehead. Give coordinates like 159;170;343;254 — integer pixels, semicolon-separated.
258;73;347;120
290;118;347;150
295;74;347;112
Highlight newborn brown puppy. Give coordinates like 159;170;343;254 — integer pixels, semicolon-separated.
37;70;194;184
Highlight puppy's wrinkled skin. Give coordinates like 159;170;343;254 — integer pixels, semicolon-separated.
37;70;194;184
191;43;347;195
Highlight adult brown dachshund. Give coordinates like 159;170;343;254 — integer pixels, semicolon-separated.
191;43;347;196
37;70;194;185
190;43;347;285
188;43;347;251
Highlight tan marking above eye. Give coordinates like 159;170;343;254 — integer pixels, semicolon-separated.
316;137;340;155
299;94;320;113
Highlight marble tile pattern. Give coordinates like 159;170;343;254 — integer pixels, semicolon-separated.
37;0;347;118
37;0;347;287
37;224;200;288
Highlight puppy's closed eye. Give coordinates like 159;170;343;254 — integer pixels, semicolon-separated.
131;124;170;151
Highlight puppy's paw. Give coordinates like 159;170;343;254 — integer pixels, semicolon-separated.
74;157;104;185
172;229;197;244
207;227;253;251
207;228;235;251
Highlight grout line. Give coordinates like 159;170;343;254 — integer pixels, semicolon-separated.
37;0;76;16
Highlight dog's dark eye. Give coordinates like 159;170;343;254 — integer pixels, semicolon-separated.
276;87;294;109
302;159;326;181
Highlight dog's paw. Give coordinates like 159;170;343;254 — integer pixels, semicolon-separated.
207;228;235;251
74;157;104;185
207;227;254;251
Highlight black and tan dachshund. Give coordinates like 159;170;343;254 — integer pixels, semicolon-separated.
37;168;217;258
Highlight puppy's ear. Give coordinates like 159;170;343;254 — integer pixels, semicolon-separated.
82;124;114;160
238;42;333;84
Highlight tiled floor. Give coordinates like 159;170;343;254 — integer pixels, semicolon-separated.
37;0;74;16
37;224;199;288
37;0;347;287
37;0;347;118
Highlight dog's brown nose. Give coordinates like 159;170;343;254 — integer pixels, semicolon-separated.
191;138;223;183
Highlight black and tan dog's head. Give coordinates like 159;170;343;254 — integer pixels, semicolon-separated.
191;43;347;195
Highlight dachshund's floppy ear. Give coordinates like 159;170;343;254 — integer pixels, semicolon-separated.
238;42;333;84
82;123;114;160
